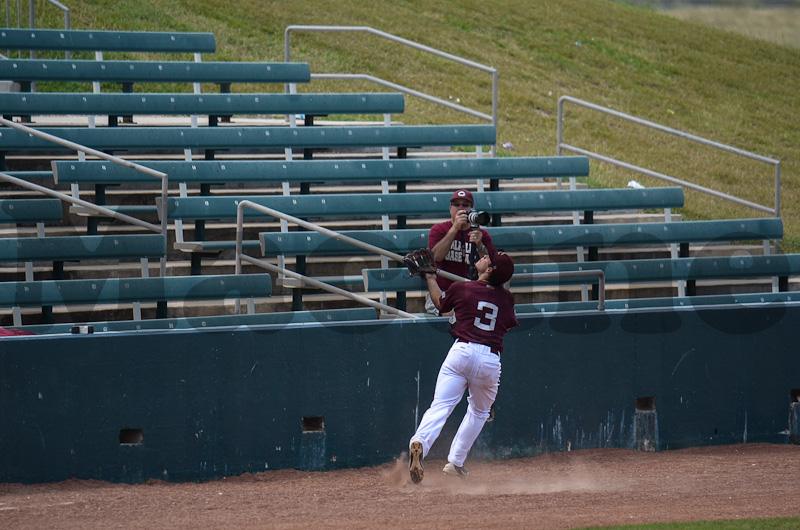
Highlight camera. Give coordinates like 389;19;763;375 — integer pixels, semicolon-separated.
467;209;490;228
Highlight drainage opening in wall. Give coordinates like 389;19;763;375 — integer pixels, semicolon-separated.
790;389;800;445
636;397;655;412
119;428;143;445
302;416;325;433
634;396;657;451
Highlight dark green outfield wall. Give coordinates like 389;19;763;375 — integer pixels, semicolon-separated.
2;302;799;484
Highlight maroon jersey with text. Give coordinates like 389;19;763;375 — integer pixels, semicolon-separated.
428;221;497;289
439;280;518;352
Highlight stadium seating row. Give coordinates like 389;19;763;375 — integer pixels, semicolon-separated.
259;218;781;257
0;58;311;86
1;124;495;153
0;92;406;121
0;27;218;54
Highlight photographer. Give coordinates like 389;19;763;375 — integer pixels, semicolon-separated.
426;189;497;315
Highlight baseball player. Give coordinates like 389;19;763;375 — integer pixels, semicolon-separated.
402;248;518;482
426;189;497;315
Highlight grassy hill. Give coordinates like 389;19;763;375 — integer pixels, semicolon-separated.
14;0;800;251
662;4;800;49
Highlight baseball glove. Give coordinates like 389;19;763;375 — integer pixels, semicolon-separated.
403;248;438;279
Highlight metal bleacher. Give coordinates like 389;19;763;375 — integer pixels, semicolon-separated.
1;25;797;332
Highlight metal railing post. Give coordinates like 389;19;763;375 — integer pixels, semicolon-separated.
285;25;497;156
0;118;169;276
514;271;606;311
15;0;71;59
556;95;781;219
234;200;467;317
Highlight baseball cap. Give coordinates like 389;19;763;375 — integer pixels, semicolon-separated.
489;253;514;286
450;189;474;205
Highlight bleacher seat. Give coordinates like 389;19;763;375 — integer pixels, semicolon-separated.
0;28;217;54
0;273;271;327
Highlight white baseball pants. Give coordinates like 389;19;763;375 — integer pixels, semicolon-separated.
410;340;501;467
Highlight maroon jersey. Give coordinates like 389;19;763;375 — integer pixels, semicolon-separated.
439;280;519;352
428;221;497;289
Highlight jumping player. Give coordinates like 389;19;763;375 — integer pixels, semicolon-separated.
407;251;518;482
426;189;497;315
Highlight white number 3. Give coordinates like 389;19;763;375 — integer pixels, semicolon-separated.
474;301;498;331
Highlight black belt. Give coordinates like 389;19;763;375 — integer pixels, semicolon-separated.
455;338;500;355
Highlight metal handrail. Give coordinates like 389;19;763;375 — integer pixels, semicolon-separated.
0;117;169;276
3;0;72;58
234;201;608;314
557;96;781;218
234;200;463;281
233;200;460;319
312;73;492;123
285;25;498;156
34;0;71;39
237;253;418;319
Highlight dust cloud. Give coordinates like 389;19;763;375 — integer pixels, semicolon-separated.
382;454;607;495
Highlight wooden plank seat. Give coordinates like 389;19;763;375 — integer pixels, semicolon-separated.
0;198;63;224
2;124;494;153
0;28;217;54
0;92;405;120
0;273;272;326
12;306;377;335
362;254;800;293
0;59;311;86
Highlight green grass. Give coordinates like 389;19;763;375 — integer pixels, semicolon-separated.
4;0;799;252
577;516;800;529
663;5;800;50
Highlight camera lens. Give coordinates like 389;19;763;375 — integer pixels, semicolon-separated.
467;209;490;226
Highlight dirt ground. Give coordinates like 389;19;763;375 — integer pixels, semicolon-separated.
2;443;799;529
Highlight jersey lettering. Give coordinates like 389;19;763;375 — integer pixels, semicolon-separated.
445;240;474;265
473;301;499;331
